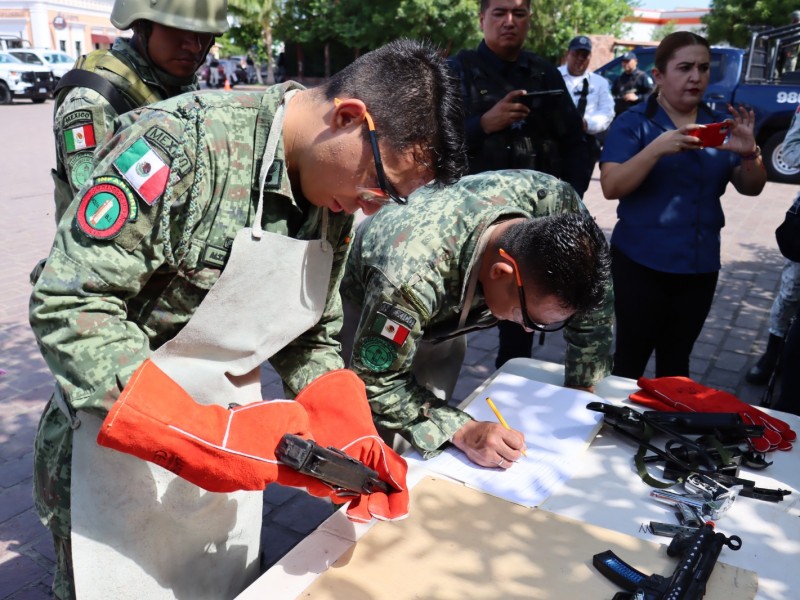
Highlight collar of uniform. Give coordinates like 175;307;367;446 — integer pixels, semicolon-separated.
643;93;722;130
477;39;533;73
111;37;196;96
253;81;335;238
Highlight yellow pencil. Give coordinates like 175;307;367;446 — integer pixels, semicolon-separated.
486;397;527;457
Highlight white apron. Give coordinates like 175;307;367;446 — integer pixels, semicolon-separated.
70;90;333;599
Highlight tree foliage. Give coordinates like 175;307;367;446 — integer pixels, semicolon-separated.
525;0;633;61
274;0;479;55
233;0;634;66
704;0;798;48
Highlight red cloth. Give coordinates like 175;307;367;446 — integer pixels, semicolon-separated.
295;369;409;522
629;376;795;452
96;359;332;494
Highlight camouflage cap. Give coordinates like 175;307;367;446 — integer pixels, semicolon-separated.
111;0;229;34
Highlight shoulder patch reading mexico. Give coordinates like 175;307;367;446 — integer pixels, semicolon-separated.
370;306;412;347
360;336;397;372
75;176;136;239
113;138;170;206
376;302;417;331
63;122;96;153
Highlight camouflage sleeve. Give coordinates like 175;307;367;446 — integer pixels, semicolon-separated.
349;271;471;458
552;180;614;387
53;88;118;222
269;213;351;395
30;115;203;416
562;277;614;387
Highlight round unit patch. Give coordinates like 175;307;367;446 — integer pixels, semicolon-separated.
67;152;95;190
76;177;133;239
359;336;397;372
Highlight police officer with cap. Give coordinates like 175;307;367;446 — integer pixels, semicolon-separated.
558;35;614;181
50;0;228;224
611;50;654;116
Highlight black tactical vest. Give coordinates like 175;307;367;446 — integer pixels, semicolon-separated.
455;49;566;177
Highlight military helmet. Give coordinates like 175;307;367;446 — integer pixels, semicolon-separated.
111;0;229;35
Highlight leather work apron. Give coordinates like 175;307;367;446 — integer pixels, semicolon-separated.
69;90;333;599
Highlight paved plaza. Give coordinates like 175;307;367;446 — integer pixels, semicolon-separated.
1;100;796;599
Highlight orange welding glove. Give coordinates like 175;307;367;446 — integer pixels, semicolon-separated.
97;358;336;495
294;369;409;523
631;376;796;453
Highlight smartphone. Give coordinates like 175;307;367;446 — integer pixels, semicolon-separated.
517;90;563;107
688;121;732;148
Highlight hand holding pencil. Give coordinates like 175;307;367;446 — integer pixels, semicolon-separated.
450;402;527;469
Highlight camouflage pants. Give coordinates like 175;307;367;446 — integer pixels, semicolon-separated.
33;398;75;599
768;259;800;337
51;532;76;600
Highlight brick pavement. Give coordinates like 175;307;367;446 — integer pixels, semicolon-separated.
1;100;796;599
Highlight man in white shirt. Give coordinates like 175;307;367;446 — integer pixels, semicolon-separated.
558;35;614;180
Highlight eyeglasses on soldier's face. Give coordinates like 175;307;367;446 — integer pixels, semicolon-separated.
498;248;573;333
334;98;407;207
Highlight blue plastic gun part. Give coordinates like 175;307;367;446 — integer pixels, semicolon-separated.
592;550;668;593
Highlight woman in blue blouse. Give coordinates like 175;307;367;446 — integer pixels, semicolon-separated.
600;31;766;379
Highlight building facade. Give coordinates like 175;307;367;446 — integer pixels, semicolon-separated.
0;0;123;58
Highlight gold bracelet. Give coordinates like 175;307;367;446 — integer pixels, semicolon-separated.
740;146;761;161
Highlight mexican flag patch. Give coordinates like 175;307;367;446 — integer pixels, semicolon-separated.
64;124;96;153
371;313;410;345
113;138;170;205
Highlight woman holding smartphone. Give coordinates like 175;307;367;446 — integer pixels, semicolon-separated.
600;31;766;379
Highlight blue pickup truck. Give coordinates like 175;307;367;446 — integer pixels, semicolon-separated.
596;23;800;184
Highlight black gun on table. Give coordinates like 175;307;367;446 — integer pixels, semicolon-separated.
275;434;393;495
593;522;742;600
587;402;764;473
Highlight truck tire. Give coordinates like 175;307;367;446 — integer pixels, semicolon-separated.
763;130;800;184
0;82;11;105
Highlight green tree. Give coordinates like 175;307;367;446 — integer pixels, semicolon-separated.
704;0;798;47
524;0;634;61
226;0;278;83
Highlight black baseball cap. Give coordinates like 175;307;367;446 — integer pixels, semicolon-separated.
621;51;637;61
568;36;592;52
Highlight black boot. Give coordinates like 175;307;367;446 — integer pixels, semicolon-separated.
746;333;784;385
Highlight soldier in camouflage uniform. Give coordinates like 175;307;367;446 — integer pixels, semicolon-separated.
30;39;466;599
340;169;613;465
50;0;228;225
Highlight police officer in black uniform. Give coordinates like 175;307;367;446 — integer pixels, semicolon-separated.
448;0;591;368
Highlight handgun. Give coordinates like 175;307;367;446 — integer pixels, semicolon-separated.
275;434;393;495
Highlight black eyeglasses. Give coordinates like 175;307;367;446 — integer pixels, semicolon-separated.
335;98;407;206
361;109;407;205
498;248;573;333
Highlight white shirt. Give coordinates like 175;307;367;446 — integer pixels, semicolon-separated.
558;66;615;136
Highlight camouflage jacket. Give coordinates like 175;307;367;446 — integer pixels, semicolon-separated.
52;37;197;223
30;84;352;531
341;169;613;457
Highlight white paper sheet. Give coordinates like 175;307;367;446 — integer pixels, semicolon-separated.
411;372;603;507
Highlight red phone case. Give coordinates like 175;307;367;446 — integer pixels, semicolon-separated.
689;121;732;147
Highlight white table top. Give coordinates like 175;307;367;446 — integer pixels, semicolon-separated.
238;358;800;600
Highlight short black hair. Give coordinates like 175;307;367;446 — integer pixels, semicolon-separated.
480;0;531;12
498;212;610;313
323;38;467;187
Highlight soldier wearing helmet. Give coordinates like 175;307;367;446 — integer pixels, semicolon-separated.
48;0;228;225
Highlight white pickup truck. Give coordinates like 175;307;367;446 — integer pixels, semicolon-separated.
0;51;55;104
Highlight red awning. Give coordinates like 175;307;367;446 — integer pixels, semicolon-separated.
90;34;116;45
